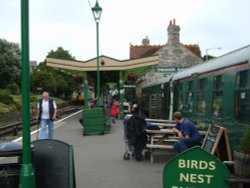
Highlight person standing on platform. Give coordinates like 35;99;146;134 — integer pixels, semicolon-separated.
172;111;201;153
123;99;131;115
37;91;57;139
131;99;138;114
111;102;118;124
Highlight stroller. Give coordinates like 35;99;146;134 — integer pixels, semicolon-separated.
123;114;147;161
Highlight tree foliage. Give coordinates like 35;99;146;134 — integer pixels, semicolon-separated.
31;46;81;99
31;71;57;94
202;55;216;61
47;46;76;60
0;38;21;89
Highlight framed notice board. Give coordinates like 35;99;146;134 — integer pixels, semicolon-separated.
201;124;232;161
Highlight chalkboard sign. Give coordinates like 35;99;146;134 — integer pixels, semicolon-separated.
201;124;232;161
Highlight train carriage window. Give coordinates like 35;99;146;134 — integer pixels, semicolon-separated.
235;70;250;122
197;78;207;114
186;81;194;112
212;75;224;118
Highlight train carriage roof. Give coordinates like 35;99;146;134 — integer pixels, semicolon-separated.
172;44;250;81
141;75;173;89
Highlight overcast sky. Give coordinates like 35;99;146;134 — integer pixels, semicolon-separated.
1;0;250;63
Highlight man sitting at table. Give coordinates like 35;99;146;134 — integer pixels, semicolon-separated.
172;111;201;153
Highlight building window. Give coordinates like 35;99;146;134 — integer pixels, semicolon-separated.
212;75;224;117
197;78;207;114
235;70;250;122
186;81;194;112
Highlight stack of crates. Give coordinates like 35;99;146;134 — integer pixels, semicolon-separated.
82;108;105;135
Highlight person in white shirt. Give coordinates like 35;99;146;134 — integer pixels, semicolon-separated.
123;99;131;115
37;91;57;139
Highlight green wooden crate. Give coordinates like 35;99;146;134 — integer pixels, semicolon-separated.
83;117;104;125
83;108;104;118
83;125;104;135
82;108;105;135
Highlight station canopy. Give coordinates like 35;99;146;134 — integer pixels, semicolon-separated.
46;55;159;84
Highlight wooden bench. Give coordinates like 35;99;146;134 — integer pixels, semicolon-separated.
146;144;174;149
146;144;174;164
226;175;250;188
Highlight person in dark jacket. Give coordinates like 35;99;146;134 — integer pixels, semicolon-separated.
37;91;57;139
126;115;147;161
172;111;201;153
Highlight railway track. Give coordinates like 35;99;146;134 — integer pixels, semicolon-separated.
0;105;83;138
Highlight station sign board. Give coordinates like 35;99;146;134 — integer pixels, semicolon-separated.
154;67;186;73
163;146;230;188
124;84;136;88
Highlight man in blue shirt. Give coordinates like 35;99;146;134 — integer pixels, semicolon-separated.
172;111;201;153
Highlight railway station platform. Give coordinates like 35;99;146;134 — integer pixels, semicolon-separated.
0;111;176;188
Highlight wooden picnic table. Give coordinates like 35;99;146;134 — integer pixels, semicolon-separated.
146;118;176;124
148;122;175;129
145;128;207;164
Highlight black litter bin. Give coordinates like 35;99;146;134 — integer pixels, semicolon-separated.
0;163;20;188
0;142;23;188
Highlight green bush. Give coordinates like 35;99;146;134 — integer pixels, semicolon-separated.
0;102;13;114
0;92;15;105
0;107;11;115
240;125;250;154
6;83;20;95
30;96;38;103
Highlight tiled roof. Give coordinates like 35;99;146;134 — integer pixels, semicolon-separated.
130;43;201;59
184;44;201;57
130;45;162;59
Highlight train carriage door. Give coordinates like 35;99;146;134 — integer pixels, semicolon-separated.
186;80;194;113
212;75;224;118
235;70;250;122
149;93;161;119
197;78;207;115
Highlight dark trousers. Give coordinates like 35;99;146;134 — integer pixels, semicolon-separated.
173;137;201;153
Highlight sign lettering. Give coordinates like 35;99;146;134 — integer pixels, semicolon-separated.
201;124;232;161
163;147;230;188
154;67;186;72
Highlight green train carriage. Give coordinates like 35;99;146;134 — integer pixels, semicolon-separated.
140;45;250;153
141;76;172;119
171;45;250;152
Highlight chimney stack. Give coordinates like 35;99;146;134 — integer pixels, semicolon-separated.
167;19;180;46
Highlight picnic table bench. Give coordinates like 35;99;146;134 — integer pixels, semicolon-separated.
226;175;250;188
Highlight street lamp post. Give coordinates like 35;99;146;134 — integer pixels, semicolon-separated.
91;0;102;106
20;0;35;187
205;47;221;61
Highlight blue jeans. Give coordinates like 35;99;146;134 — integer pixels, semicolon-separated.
111;115;116;122
173;137;201;153
39;119;54;139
